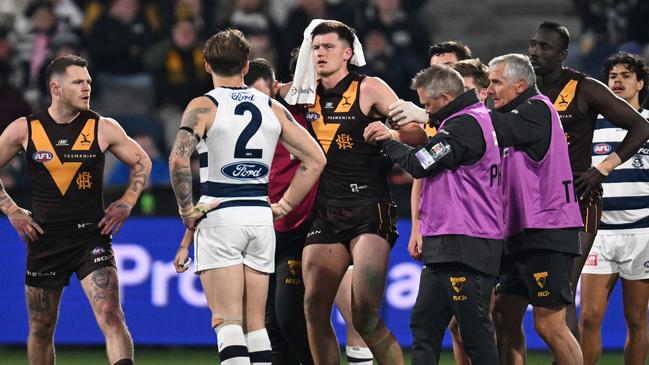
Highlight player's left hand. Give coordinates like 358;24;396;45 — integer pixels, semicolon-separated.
574;166;605;201
363;121;394;144
99;199;133;235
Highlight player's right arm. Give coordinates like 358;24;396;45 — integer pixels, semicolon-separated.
270;101;326;219
0;118;43;241
575;77;649;198
169;96;218;229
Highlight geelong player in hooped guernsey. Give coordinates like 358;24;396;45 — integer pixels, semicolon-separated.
169;30;325;365
581;52;649;365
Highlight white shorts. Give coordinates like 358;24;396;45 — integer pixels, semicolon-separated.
582;232;649;280
194;225;275;274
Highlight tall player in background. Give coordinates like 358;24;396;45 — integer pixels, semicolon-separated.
580;52;649;365
169;29;324;365
529;21;649;339
0;55;151;365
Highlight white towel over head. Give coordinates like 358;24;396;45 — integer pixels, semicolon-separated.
284;19;366;105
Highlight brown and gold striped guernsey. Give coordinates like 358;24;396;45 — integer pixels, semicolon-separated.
305;72;392;207
538;67;598;175
25;109;105;232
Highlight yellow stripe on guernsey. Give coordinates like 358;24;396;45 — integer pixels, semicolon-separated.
71;118;95;150
334;80;358;113
31;119;94;195
553;79;578;112
310;93;342;154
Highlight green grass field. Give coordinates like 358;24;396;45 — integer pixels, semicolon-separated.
0;347;625;364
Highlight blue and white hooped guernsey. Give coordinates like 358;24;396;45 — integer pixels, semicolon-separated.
196;86;280;227
592;108;649;233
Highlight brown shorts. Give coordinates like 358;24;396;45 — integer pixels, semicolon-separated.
26;228;115;289
580;185;603;234
305;201;399;248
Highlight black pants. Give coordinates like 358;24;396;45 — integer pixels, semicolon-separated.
265;221;313;365
410;262;498;365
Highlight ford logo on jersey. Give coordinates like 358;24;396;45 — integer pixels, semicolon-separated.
32;151;53;163
221;162;269;180
305;112;320;121
593;143;612;154
231;92;254;102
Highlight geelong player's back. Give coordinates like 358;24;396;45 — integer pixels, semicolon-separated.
197;86;281;227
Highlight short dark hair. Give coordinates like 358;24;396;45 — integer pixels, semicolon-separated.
311;20;356;49
45;55;88;92
427;41;472;62
603;51;649;104
453;59;490;89
244;58;275;86
538;21;570;51
203;29;251;76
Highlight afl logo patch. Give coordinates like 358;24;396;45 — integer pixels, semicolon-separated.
32;151;53;162
593;143;612;155
305;112;320;121
91;247;106;256
221;162;269;180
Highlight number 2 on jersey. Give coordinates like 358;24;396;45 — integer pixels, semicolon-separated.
234;101;262;158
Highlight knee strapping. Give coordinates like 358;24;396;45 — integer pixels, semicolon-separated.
212;314;243;329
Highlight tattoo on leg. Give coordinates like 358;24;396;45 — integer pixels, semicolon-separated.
91;268;113;302
26;287;51;314
93;268;110;289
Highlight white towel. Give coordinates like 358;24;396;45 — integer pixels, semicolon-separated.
284;19;366;105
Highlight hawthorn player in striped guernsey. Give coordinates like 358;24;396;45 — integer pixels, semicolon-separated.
0;55;152;365
529;21;649;340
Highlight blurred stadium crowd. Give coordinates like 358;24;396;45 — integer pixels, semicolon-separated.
0;0;648;215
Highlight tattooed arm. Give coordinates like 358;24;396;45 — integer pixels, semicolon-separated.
98;117;152;235
0;119;24;215
169;96;216;229
0;118;43;241
269;101;325;219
